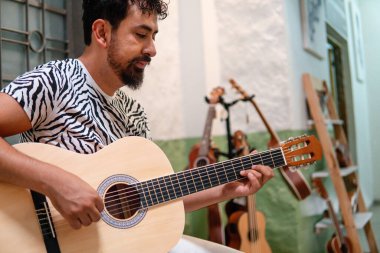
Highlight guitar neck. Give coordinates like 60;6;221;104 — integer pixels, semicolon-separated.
198;105;216;156
137;148;286;208
326;199;345;245
229;79;280;145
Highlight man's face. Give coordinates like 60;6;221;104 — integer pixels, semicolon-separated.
107;5;158;90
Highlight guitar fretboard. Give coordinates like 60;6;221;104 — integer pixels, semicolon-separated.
136;148;285;209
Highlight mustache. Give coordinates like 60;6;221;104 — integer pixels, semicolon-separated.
131;55;151;64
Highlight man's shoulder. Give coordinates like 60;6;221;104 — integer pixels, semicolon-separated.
34;58;79;72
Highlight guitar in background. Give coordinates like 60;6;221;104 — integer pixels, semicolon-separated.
230;79;312;200
187;86;225;244
313;178;353;253
225;130;272;253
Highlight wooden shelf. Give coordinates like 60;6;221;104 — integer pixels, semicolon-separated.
307;119;344;126
311;166;358;179
315;212;373;234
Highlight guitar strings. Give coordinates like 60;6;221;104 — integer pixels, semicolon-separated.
35;148;311;234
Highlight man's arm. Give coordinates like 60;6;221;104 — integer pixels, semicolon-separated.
0;93;104;229
182;164;274;212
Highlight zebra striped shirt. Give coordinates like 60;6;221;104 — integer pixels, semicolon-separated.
1;58;150;154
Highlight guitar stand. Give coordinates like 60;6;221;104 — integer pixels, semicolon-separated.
213;94;255;159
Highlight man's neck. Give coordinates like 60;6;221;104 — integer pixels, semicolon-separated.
78;49;123;96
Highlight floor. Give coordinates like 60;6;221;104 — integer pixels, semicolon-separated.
361;202;380;252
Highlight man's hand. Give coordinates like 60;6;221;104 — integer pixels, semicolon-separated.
221;164;274;199
46;172;104;230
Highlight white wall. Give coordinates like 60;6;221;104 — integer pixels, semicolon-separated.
358;0;380;201
213;0;293;135
344;0;374;204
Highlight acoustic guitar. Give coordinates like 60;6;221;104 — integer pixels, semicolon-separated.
230;79;312;200
313;178;353;253
188;86;225;244
0;135;321;253
226;130;272;253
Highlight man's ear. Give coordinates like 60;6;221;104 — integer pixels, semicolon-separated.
92;19;111;48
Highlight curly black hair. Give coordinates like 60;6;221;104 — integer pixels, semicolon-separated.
82;0;169;45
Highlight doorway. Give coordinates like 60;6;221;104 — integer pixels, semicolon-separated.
326;24;356;162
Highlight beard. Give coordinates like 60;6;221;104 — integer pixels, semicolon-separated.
107;35;151;90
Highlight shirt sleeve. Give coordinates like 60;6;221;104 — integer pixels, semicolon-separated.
1;66;62;129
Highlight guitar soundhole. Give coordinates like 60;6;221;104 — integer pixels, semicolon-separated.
195;157;209;167
104;183;140;220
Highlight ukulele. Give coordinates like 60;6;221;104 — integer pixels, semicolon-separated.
188;86;225;244
230;79;312;200
313;178;353;253
226;130;272;253
0;135;321;253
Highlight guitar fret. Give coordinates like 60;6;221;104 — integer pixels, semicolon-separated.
238;157;245;177
189;170;198;193
221;162;229;183
193;169;205;191
224;160;238;181
259;153;264;165
141;181;153;207
170;174;182;198
167;175;177;199
274;150;284;167
164;175;176;200
136;183;148;209
188;169;198;192
244;156;253;172
270;152;275;168
215;163;228;184
146;180;158;206
231;159;240;179
199;168;212;189
177;172;189;196
152;178;164;203
206;165;218;187
211;164;221;186
158;177;170;202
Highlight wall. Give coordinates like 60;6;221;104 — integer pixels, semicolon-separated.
344;0;374;204
358;0;380;201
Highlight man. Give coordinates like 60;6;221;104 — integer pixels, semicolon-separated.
0;0;273;249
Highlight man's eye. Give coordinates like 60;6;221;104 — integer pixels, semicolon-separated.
136;33;147;38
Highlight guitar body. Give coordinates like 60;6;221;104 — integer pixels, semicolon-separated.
0;137;184;253
326;235;352;253
188;143;218;168
227;210;271;253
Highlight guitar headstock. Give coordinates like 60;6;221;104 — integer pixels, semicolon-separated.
208;87;225;104
280;135;322;170
232;130;250;157
229;79;250;98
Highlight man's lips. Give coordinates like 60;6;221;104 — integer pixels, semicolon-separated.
135;61;149;69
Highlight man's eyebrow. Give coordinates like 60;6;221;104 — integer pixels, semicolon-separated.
137;24;159;34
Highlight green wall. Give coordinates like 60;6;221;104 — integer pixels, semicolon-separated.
154;130;332;253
